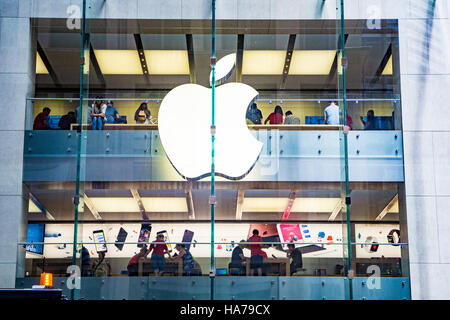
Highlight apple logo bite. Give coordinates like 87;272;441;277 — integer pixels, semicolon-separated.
158;53;263;180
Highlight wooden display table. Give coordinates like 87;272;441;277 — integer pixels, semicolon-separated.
244;257;290;276
138;257;183;276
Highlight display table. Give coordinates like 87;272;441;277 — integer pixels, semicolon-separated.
138;258;183;276
244;257;290;276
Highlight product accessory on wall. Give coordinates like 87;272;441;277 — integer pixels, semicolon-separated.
387;229;400;246
364;236;379;253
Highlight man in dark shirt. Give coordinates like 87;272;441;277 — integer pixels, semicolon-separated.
287;244;303;275
33;107;51;130
230;240;246;275
58;111;76;130
80;245;91;276
360;109;377;130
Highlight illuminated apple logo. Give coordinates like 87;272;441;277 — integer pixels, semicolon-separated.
158;53;263;180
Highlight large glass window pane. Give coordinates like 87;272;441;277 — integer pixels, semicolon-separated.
16;0;410;301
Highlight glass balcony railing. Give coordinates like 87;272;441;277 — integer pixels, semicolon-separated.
16;241;410;300
23;129;404;182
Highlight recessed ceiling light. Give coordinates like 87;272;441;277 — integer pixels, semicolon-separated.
242;50;286;75
87;197;188;213
289;50;336;75
382;55;393;75
242;197;342;213
36;52;49;74
94;50;143;74
28;200;41;213
144;50;190;75
141;197;188;212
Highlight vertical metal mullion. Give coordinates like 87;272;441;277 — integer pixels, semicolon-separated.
210;0;216;301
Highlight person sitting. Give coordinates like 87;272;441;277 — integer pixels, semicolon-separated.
264;105;284;125
286;244;303;275
284;111;300;124
360;109;377;130
104;100;120;124
33;107;51;130
246;103;263;124
88;97;106;130
170;243;195;276
229;240;246;276
247;229;266;276
58;111;77;130
135;102;151;124
127;246;150;276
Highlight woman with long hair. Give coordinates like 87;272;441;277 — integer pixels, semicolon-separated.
264;105;284;124
88;97;107;130
135;102;151;124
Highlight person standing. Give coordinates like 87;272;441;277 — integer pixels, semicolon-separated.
80;245;91;277
323;101;340;125
284;111;301;124
33;107;51;130
92;251;110;277
247;229;266;276
264;105;284;124
246;103;263;124
134;102;151;124
148;234;170;276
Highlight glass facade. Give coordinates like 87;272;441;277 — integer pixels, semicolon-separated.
14;0;411;300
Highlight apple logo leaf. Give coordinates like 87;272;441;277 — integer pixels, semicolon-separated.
209;53;236;87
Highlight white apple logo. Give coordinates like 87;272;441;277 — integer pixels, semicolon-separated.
158;53;263;180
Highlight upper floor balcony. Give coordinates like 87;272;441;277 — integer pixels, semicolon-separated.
23;125;404;183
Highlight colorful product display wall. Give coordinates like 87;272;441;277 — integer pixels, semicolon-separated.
26;223;355;259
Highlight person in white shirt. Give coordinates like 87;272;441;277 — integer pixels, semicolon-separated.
323;101;340;125
89;97;107;130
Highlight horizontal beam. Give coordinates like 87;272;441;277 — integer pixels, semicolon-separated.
26;181;400;191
